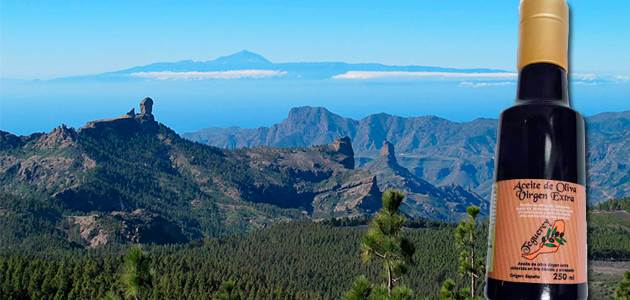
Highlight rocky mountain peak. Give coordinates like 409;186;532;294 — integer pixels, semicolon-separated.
81;97;158;132
36;124;78;149
286;106;331;122
51;124;76;137
362;139;488;221
140;97;153;115
0;131;23;150
331;137;355;169
379;141;397;163
332;136;353;155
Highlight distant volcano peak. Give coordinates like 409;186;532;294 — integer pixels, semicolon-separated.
212;50;271;65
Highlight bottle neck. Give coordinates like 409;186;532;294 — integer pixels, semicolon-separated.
515;63;570;106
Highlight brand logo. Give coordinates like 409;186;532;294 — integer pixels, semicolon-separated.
521;219;566;260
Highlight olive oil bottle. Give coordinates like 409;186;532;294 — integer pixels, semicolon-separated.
485;0;587;299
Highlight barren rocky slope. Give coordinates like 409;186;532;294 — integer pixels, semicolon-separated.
185;106;630;203
362;141;488;221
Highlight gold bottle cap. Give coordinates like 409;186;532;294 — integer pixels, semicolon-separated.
518;0;569;71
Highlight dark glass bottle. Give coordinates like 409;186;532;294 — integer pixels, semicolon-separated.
484;63;587;300
484;0;587;298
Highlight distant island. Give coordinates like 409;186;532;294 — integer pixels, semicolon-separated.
43;50;514;82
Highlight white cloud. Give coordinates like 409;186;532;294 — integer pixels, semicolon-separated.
130;70;287;80
613;75;630;82
571;73;597;81
573;81;597;86
332;71;518;80
459;81;516;88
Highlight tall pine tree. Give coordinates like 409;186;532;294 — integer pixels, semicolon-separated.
122;245;154;300
216;280;239;300
438;279;467;300
455;206;484;298
357;189;416;297
341;276;372;300
616;270;630;300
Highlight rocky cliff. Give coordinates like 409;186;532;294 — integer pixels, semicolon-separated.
0;99;382;245
185;107;496;199
67;209;188;248
185;106;630;204
81;97;158;134
362;141;487;221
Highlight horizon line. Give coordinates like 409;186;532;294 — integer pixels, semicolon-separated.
5;102;629;137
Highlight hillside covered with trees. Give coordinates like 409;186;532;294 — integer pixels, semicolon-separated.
2;196;630;299
1;100;630;299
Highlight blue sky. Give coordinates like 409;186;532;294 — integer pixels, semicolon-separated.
1;1;629;135
2;0;630;80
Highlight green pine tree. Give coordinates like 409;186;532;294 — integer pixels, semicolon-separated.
616;270;630;300
438;279;467;300
366;284;415;300
216;280;239;300
341;276;373;300
122;245;154;300
361;189;416;296
455;206;485;298
103;291;122;300
387;285;414;300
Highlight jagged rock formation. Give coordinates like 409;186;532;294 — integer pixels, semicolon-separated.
112;209;187;244
67;209;188;248
140;97;153;115
0;125;90;195
185;106;497;199
379;141;396;163
186;106;630;204
1;124;77;151
362;140;487;221
331;136;355;169
35;124;78;149
81;97;157;133
225;136;380;217
0;99;383;246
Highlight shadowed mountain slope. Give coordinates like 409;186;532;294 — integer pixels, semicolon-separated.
362;141;487;221
0;99;382;247
185;106;630;204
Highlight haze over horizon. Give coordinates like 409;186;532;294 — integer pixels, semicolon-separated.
2;1;629;135
2;0;630;80
1;49;628;136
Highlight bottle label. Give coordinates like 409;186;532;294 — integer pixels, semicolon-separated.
487;179;587;284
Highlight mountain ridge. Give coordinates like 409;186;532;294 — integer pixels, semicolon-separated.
0;98;505;249
185;106;630;204
0;99;390;244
